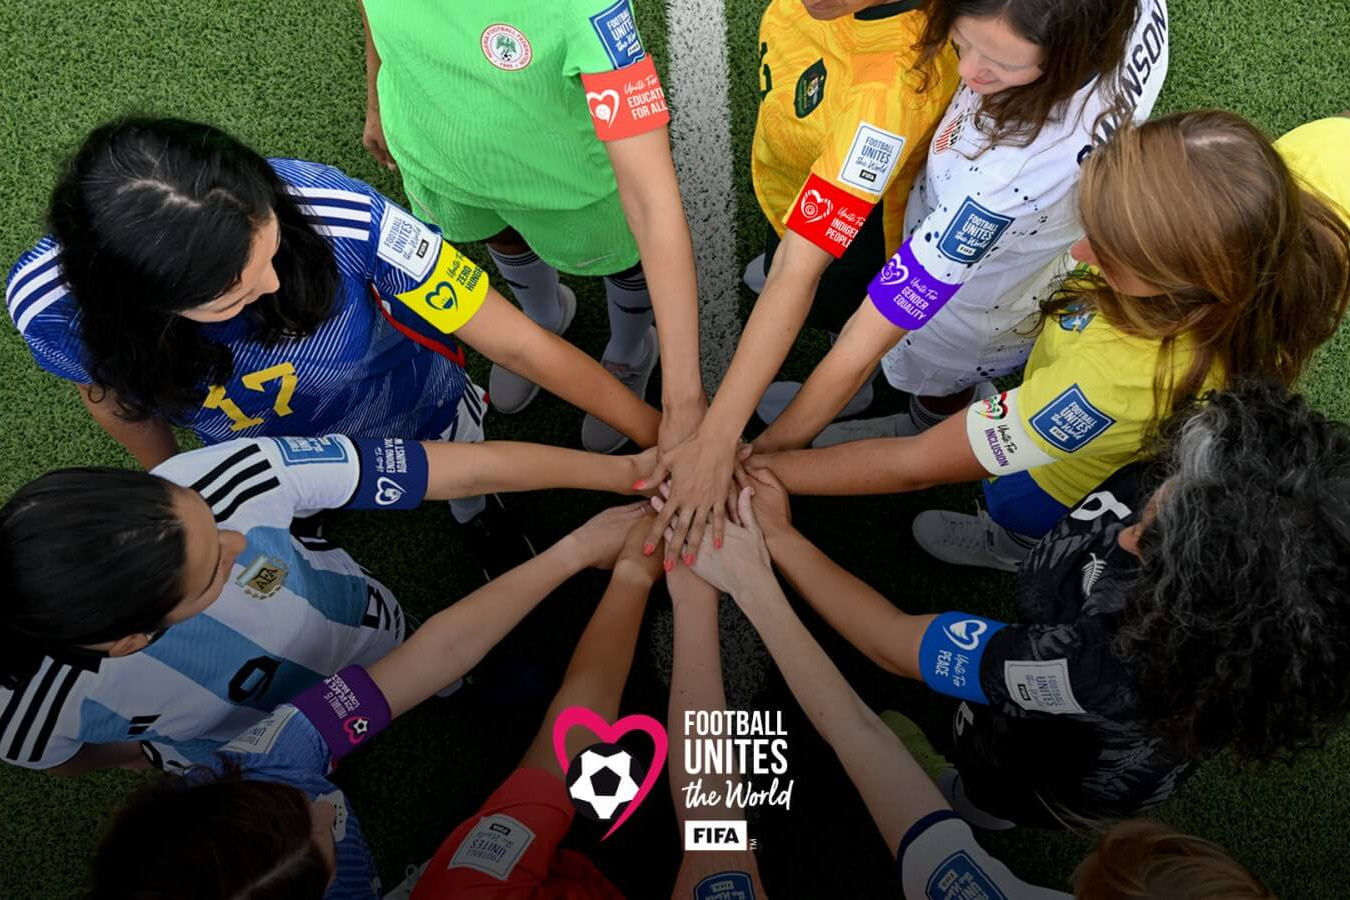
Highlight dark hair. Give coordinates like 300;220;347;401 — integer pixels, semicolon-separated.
1116;381;1350;761
0;468;186;689
49;117;338;422
1043;111;1350;434
917;0;1141;147
87;763;331;900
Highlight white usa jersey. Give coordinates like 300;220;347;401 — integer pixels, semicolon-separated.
880;0;1169;389
0;436;404;771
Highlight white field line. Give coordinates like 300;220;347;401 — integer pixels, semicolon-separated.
664;0;741;392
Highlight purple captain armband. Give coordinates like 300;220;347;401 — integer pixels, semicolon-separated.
867;241;961;331
290;666;391;762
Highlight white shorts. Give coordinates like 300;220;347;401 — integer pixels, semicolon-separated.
881;250;1074;396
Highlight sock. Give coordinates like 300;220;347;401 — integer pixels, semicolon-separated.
486;246;563;331
603;266;654;366
907;395;951;433
450;494;486;524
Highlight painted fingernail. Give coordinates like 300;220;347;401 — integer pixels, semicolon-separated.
633;480;646;490
664;558;675;572
684;553;695;566
714;538;723;549
643;543;655;555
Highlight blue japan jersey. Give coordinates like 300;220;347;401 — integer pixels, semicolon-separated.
6;159;471;445
214;705;382;899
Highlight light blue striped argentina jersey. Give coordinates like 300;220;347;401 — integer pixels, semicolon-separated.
0;436;405;771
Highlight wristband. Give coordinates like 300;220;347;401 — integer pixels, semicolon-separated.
867;241;960;330
290;666;391;762
345;437;429;510
918;612;1007;704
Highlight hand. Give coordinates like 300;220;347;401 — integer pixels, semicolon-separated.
614;512;666;585
564;503;649;570
656;486;772;596
636;425;740;570
624;446;660;495
363;105;397;171
738;466;792;535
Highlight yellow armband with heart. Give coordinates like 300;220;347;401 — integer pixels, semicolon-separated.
394;241;491;334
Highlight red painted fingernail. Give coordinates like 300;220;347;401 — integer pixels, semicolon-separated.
684;553;695;566
714;538;723;549
664;558;675;572
632;480;645;490
643;543;655;555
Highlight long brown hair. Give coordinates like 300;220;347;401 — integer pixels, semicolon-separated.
1045;109;1350;424
916;0;1142;147
1073;820;1275;900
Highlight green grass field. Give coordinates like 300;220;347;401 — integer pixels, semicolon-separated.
3;1;1350;897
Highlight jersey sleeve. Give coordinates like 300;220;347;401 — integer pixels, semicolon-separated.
868;150;1077;330
566;0;670;142
6;240;95;384
978;619;1122;718
897;812;1072;900
786;70;928;259
274;158;489;351
218;703;331;776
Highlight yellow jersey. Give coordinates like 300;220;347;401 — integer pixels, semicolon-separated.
752;0;958;259
1276;115;1350;225
966;254;1219;508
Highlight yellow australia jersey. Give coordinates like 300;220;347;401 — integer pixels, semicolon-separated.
1277;115;1350;225
752;0;958;259
965;257;1220;508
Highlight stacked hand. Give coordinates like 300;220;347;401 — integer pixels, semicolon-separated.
565;502;650;571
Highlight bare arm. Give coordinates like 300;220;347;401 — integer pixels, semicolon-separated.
520;518;664;776
755;300;905;453
78;384;179;469
369;504;649;719
606;129;707;444
456;290;662;448
689;490;948;856
667;568;769;898
750;412;986;495
640;233;834;564
358;0;396;170
421;440;652;500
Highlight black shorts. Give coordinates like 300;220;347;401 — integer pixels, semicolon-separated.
760;199;888;335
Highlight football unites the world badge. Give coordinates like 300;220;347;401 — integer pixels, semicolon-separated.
481;24;532;71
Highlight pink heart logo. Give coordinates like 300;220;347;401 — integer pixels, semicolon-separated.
553;706;667;840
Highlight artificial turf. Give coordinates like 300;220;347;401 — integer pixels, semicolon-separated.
1;1;1349;897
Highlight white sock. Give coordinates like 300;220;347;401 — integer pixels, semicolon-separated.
486;246;563;331
603;267;654;366
450;494;486;524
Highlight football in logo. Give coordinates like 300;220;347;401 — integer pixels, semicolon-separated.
799;189;832;224
586;89;621;127
343;716;371;745
481;24;532;71
565;741;645;822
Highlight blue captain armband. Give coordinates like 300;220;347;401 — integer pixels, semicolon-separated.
344;437;429;510
918;612;1007;704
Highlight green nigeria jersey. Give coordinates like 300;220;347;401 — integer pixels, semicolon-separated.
366;0;654;211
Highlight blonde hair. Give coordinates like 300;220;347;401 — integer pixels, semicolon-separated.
1073;820;1275;900
1044;109;1350;427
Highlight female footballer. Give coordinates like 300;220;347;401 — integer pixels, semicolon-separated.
674;481;1282;898
752;109;1350;570
360;0;705;455
81;507;664;900
4;118;661;539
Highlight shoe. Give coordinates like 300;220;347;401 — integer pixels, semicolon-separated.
582;326;660;453
911;506;1028;573
459;494;539;583
812;412;915;448
756;379;874;425
742;253;767;294
489;284;578;415
383;861;428;900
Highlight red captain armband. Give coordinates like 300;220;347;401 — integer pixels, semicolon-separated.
785;174;875;259
580;55;670;141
